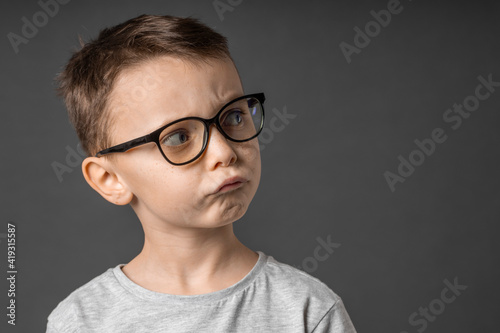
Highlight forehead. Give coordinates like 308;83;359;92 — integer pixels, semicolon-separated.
106;56;243;143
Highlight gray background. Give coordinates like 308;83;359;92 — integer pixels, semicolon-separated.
1;0;499;332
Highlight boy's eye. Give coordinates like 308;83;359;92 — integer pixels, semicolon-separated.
222;109;245;127
161;130;190;146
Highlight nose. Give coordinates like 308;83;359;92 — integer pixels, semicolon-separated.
204;123;237;168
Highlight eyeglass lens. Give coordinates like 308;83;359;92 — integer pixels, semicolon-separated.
158;96;263;164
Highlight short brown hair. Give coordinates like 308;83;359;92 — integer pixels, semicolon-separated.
57;14;232;157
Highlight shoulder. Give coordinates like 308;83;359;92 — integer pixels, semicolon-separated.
257;253;356;331
47;265;119;332
262;253;342;304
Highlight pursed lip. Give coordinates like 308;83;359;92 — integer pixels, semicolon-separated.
213;176;248;194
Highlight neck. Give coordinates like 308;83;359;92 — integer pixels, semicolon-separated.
122;223;258;295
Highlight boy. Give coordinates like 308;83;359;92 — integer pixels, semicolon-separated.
46;14;356;332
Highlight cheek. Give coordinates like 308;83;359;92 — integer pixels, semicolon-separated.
117;155;179;200
124;162;201;221
240;140;261;178
238;138;260;157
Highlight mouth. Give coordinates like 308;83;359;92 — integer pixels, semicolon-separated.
213;176;248;194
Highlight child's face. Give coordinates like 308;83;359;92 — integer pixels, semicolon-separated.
94;56;261;229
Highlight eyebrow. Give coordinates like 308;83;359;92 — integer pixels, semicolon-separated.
155;93;244;130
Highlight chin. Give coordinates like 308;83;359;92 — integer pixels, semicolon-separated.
204;201;248;228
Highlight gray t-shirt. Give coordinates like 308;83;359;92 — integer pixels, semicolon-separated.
46;251;356;332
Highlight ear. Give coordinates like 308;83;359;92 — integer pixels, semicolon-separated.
81;157;133;205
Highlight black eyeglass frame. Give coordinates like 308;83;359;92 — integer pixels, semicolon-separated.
95;93;266;166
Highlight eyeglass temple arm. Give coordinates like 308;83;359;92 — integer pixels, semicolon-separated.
95;135;153;157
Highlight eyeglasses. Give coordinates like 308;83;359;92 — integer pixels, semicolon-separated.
95;93;265;165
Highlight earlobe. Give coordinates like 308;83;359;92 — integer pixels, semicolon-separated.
81;157;133;205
